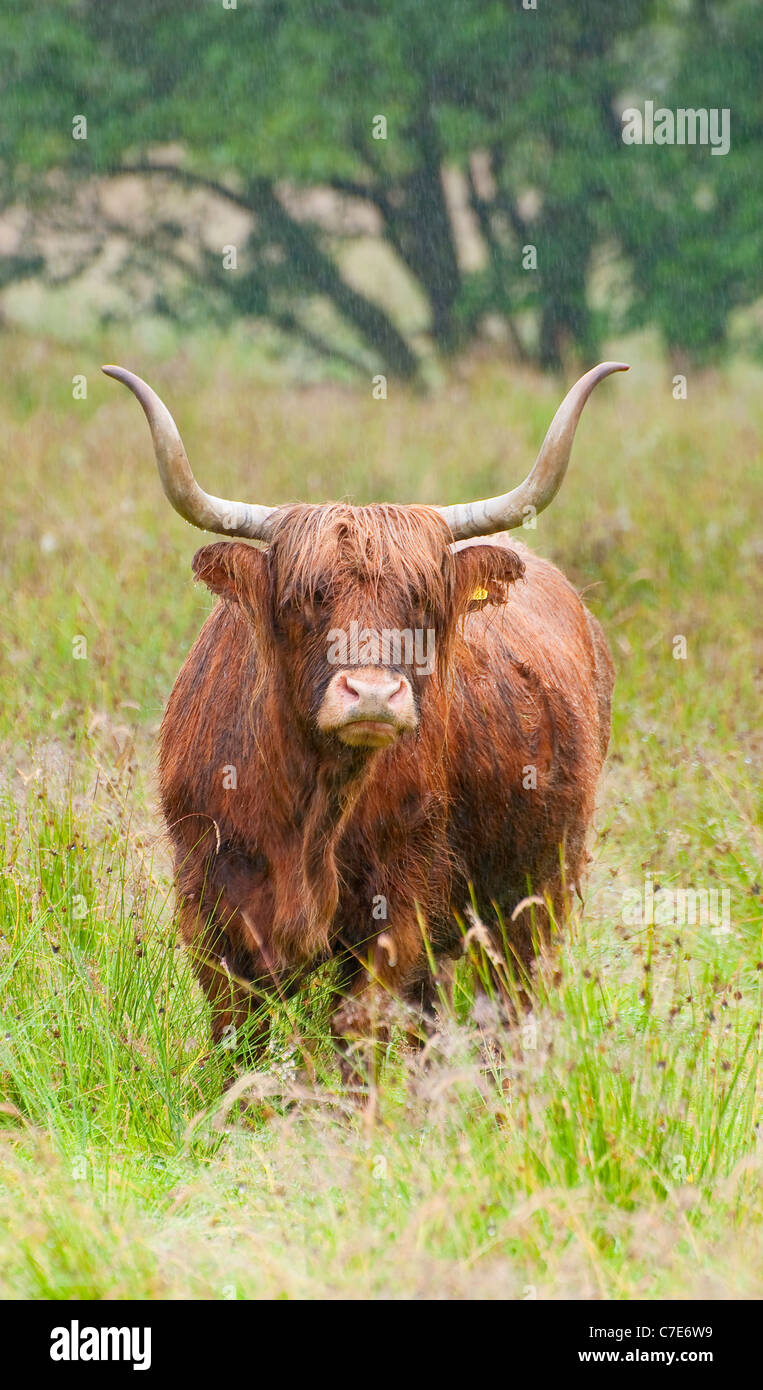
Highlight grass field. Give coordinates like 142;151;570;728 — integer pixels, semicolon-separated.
1;327;761;1299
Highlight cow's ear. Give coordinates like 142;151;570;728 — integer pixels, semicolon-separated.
192;542;268;613
452;543;525;612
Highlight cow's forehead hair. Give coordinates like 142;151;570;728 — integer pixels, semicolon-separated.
266;502;455;609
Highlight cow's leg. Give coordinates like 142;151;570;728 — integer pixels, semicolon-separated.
197;957;270;1066
331;973;403;1095
469;876;570;1035
503;872;572;987
179;903;271;1075
330;928;432;1092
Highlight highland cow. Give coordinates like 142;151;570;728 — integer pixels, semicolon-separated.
103;361;625;1074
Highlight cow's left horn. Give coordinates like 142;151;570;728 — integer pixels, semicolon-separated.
437;361;629;541
102;366;277;541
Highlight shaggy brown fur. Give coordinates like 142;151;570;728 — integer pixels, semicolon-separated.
159;502;614;1074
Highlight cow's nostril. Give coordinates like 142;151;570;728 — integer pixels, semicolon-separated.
388;679;407;707
341;674;361;702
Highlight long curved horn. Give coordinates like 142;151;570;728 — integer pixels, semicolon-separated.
102;366;277;541
437;362;629;541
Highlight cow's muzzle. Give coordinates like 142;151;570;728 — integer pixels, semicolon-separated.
317;668;417;748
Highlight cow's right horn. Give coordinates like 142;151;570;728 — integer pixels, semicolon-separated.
437;361;629;541
102;366;277;541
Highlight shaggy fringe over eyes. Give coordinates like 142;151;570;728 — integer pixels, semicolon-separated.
268;504;458;668
266;503;458;685
269;504;455;603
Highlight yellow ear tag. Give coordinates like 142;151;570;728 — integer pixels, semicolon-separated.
471;586;489;601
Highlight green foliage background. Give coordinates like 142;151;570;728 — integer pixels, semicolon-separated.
1;0;760;375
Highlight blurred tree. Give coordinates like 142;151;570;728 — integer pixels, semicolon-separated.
0;0;759;375
610;0;762;364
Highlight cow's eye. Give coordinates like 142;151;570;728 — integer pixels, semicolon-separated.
298;593;327;628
